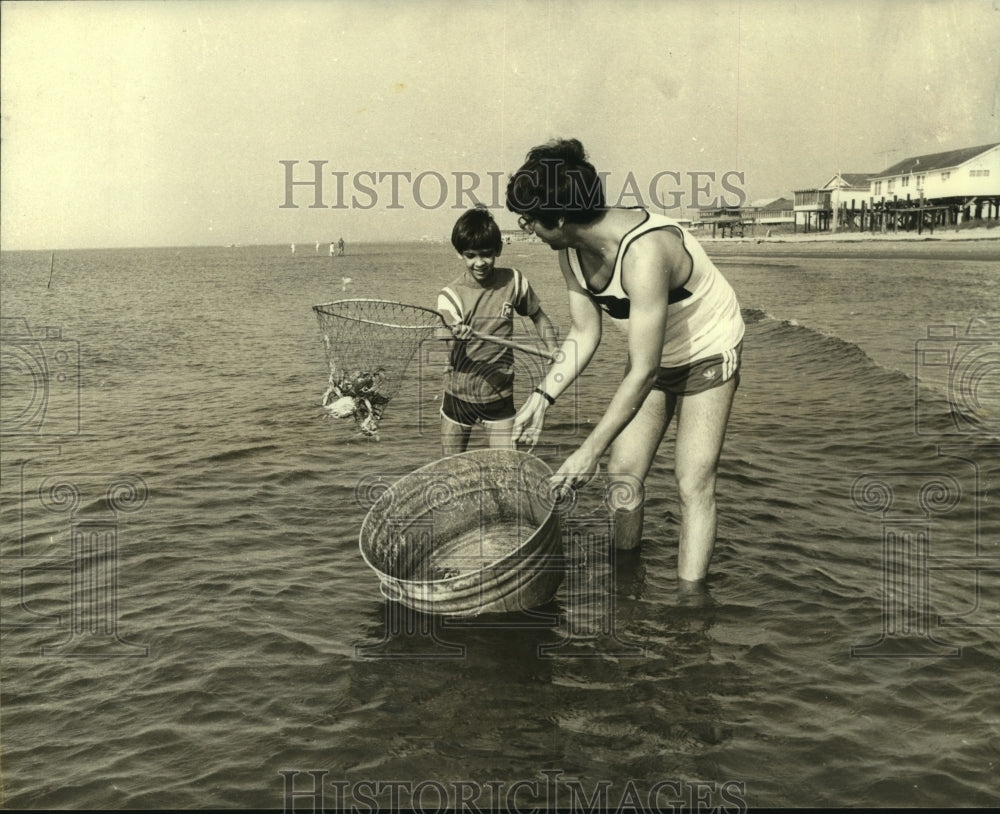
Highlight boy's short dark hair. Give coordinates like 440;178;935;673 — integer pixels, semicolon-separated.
452;205;503;253
505;138;606;229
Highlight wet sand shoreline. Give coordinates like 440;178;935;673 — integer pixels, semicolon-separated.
701;228;1000;261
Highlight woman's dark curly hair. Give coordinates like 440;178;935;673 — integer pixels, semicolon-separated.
505;138;606;229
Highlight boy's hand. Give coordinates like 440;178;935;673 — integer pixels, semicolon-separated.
451;323;474;341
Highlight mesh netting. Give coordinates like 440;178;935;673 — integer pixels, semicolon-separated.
313;299;443;437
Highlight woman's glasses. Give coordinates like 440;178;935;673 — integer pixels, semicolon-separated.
517;215;536;234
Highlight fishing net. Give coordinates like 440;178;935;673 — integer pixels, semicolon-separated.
313;299;443;437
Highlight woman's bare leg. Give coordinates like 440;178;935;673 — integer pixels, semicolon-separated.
606;388;673;549
672;378;737;582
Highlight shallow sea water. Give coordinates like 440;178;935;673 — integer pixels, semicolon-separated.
1;237;998;809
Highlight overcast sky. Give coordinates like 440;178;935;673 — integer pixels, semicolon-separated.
2;0;998;250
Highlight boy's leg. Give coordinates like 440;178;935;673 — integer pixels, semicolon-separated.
671;377;737;582
484;418;515;449
606;389;673;549
441;415;473;457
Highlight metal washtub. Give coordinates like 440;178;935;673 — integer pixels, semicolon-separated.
359;449;564;615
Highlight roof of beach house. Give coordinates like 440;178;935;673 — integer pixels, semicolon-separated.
831;173;875;188
749;197;794;210
873;143;1000;179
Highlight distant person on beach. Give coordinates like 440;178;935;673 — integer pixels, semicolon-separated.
337;237;345;256
506;138;745;586
437;206;557;456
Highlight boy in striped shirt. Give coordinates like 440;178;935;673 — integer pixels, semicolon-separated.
437;207;557;455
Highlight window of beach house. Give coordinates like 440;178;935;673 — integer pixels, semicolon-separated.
901;175;909;187
941;171;950;181
887;179;895;193
874;181;882;194
916;174;925;188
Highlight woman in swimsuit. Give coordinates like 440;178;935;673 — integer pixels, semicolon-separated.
506;138;745;586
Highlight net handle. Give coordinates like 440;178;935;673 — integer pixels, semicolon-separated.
313;299;556;361
462;323;554;361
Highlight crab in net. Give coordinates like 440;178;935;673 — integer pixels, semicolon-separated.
321;367;391;437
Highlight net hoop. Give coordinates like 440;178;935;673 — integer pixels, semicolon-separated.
312;299;443;331
312;299;444;438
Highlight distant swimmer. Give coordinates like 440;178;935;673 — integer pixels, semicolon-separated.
291;243;296;253
330;242;336;256
341;276;353;291
337;237;345;256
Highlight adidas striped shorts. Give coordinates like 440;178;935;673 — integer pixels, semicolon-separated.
628;342;743;397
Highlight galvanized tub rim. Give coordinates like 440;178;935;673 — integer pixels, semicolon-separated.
358;449;562;613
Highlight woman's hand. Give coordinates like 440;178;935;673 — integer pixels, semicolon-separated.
513;391;548;448
550;445;601;491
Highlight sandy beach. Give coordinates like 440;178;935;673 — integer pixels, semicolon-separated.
699;225;1000;260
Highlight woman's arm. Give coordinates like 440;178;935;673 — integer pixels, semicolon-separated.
528;306;558;354
514;253;602;444
551;233;680;487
